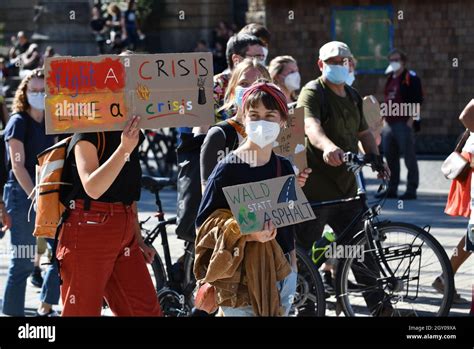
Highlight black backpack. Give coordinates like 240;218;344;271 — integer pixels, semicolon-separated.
175;121;239;242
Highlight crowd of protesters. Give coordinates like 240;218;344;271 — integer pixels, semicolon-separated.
0;15;472;318
90;0;144;54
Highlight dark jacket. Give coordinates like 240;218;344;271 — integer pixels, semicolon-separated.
384;68;424;105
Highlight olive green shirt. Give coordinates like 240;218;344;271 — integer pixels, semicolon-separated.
297;77;368;202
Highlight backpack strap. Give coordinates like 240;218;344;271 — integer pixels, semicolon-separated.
214;119;244;151
226;119;247;138
305;79;329;124
455;129;470;153
96;131;106;161
345;85;364;122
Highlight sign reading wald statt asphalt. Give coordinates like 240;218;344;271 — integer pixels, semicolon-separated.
44;52;214;134
222;175;316;234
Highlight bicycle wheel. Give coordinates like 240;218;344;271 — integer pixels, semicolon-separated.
146;244;166;293
183;242;197;308
292;246;326;316
147;243;192;317
336;222;454;317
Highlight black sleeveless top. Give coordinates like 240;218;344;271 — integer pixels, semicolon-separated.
66;131;145;205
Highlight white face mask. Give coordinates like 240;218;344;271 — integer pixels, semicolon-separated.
262;46;269;64
27;92;45;111
245;120;280;149
346;72;355;86
284;72;301;91
385;61;401;75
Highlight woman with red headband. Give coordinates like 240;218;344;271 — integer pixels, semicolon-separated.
194;81;311;316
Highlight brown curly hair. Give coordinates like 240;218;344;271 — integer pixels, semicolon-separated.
12;68;45;113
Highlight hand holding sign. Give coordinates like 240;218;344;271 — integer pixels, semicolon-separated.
119;115;141;154
246;220;277;243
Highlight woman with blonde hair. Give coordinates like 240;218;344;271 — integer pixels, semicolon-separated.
2;68;57;316
268;55;301;104
200;58;271;193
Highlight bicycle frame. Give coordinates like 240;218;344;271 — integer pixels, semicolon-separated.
141;189;177;276
309;167;413;286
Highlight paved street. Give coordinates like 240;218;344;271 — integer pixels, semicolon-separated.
0;157;471;316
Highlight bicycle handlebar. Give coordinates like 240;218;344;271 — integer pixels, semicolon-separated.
342;152;386;173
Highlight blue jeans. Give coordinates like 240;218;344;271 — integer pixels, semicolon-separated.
40;238;60;305
466;224;474;252
2;180;36;316
277;267;298;316
221;268;298;317
220;305;255;316
382;121;419;195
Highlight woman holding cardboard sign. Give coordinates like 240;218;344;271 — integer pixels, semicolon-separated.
55;115;162;316
194;81;311;316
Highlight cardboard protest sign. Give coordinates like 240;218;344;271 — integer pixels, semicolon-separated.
44;52;214;134
222;174;316;234
362;95;383;145
273;106;307;174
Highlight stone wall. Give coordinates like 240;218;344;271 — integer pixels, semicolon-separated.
247;0;474;153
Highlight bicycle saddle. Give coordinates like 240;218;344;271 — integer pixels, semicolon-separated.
141;175;175;193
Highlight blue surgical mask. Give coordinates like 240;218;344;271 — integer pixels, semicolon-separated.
27;92;45;111
234;86;247;109
323;64;349;85
346;72;355;86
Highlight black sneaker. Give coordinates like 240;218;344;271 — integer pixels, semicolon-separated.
30;267;44;288
399;192;417;200
322;271;335;294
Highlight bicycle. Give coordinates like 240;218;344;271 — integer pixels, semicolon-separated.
307;152;454;317
139;128;178;180
140;175;194;317
140;175;326;317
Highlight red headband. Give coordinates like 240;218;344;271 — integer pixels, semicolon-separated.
242;82;288;116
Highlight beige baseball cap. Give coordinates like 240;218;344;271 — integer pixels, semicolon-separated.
319;41;353;61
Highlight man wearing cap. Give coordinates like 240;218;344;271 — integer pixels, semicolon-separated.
296;41;391;316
